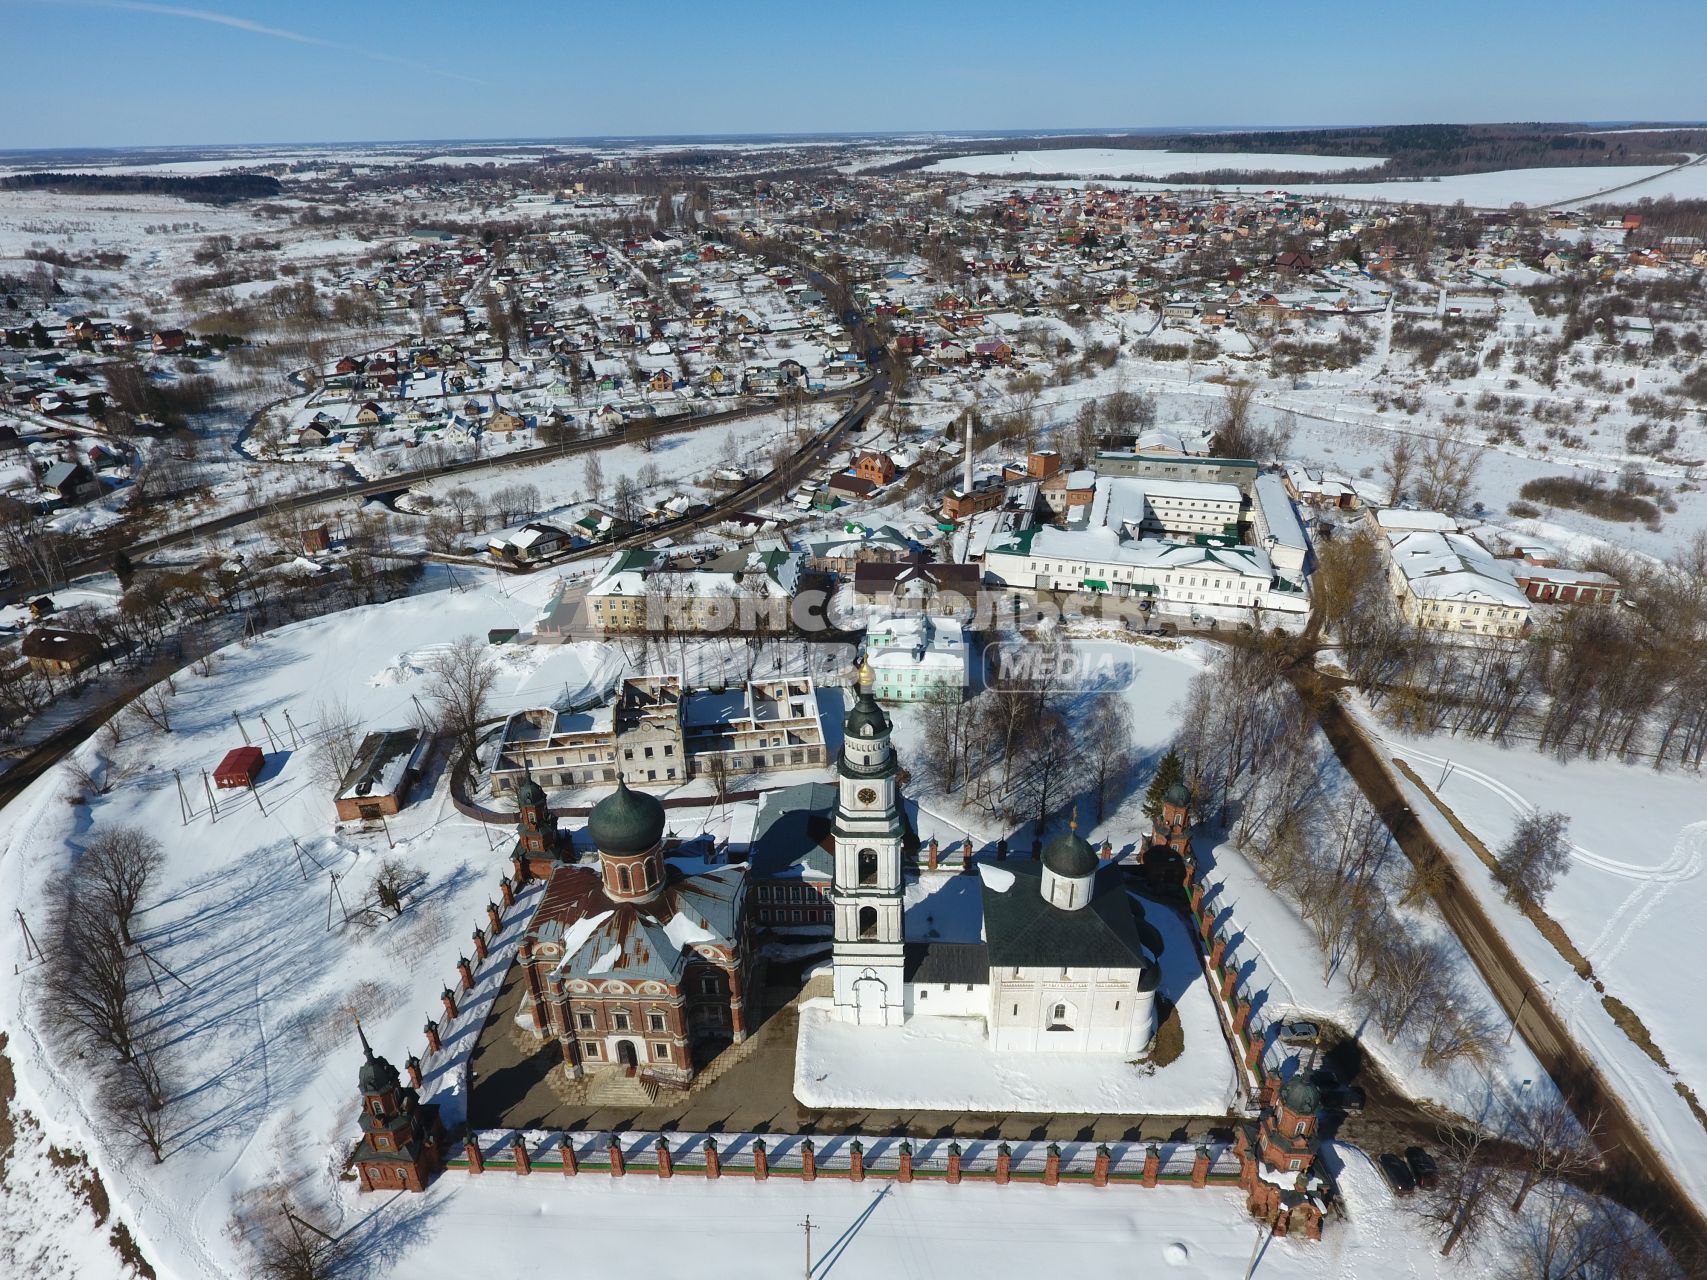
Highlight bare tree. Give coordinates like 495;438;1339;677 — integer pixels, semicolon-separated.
583;452;605;505
41;896;143;1065
1495;810;1572;908
103;1057;171;1163
1425;1113;1512;1256
370;857;420;919
1382;433;1418;505
1507;1091;1600;1214
79;826;164;946
426;635;499;768
127;681;176;734
310;695;365;791
1082;696;1135;822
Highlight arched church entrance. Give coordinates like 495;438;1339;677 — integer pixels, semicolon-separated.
853;972;886;1025
616;1039;639;1072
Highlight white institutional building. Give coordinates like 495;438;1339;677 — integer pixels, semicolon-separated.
829;663;1159;1054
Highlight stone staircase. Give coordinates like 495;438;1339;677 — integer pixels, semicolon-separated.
586;1069;659;1109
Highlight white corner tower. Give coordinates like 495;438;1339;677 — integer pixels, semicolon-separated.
831;659;907;1025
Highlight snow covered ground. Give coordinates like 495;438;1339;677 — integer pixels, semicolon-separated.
327;1137;1513;1280
793;891;1236;1115
953;164;1685;208
892;639;1553;1119
1357;712;1707;1219
928;147;1386;178
0;566;600;1280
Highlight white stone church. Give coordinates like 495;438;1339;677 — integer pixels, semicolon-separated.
829;662;1159;1055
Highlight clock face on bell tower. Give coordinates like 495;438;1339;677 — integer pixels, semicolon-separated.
857;787;877;805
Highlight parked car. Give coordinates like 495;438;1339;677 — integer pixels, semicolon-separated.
1379;1152;1416;1196
1405;1147;1439;1190
1277;1020;1321;1047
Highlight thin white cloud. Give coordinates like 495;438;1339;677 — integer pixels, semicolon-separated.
36;0;491;86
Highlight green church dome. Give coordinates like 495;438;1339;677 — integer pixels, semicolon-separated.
1278;1074;1322;1116
516;774;548;811
587;776;665;855
1043;828;1100;879
844;690;890;740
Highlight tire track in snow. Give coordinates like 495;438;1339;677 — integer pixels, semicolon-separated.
1384;742;1704;968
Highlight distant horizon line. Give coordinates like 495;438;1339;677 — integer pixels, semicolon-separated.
4;120;1704;160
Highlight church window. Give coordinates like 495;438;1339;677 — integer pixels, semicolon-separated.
664;744;673;756
612;1011;630;1031
582;1041;600;1058
1114;1001;1121;1011
648;1013;666;1032
1295;1120;1308;1136
641;861;655;889
646;769;656;781
1013;1004;1019;1016
1288;1158;1301;1171
919;989;928;999
576;1011;595;1030
619;866;632;894
791;909;802;922
858;906;878;938
644;746;654;759
652;1042;670;1060
701;974;720;996
623;748;633;760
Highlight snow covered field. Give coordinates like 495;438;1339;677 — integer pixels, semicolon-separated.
0;567;605;1279
325;1138;1517;1280
956;162;1691;208
1359;714;1707;1219
928;147;1385;178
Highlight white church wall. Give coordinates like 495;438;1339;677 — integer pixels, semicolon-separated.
990;967;1154;1054
904;981;987;1020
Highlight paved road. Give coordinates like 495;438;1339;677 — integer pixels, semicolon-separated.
1290;658;1707;1258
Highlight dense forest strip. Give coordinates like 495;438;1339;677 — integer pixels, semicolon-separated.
0;172;282;201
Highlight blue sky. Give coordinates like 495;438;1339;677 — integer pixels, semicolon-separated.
4;0;1703;149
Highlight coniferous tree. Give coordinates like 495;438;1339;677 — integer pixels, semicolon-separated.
1141;749;1184;824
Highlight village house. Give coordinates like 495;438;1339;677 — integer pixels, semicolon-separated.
334;728;427;822
21;627;104;676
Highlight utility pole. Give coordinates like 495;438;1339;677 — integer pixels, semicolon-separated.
15;909;44;969
800;1215;814;1279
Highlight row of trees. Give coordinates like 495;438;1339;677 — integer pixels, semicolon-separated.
1175;638;1504;1070
40;828;175;1162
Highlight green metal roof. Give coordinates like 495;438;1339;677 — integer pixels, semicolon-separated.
980;863;1152;970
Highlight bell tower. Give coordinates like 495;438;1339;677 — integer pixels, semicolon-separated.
831;660;906;1026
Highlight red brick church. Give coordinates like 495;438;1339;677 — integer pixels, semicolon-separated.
515;777;752;1088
